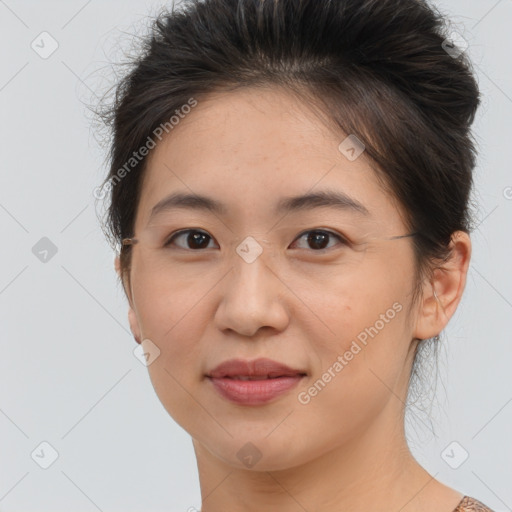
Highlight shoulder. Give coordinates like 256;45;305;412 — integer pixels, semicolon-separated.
453;496;495;512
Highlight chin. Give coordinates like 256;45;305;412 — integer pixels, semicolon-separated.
195;431;317;472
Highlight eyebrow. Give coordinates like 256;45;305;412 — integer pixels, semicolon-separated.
148;189;370;223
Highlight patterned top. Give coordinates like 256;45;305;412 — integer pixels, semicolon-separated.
453;496;494;511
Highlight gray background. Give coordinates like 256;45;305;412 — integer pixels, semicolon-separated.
0;0;511;511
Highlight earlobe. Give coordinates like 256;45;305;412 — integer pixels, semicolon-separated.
413;231;471;340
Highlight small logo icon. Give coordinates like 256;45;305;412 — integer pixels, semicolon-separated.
338;134;365;161
236;442;262;468
441;441;469;469
32;237;58;263
31;31;59;59
31;441;59;469
236;236;263;263
93;185;107;200
442;31;468;58
133;338;161;366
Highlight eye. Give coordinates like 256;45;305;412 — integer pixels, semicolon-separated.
163;228;349;252
290;229;349;251
164;229;218;250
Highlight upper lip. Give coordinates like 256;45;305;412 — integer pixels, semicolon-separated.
207;358;307;379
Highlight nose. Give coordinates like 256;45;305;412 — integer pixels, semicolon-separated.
213;250;290;337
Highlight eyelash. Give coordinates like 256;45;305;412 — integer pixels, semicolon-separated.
163;228;349;252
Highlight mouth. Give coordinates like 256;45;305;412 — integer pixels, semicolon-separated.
207;357;307;379
206;358;307;405
220;374;306;380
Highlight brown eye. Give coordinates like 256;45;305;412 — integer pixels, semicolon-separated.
290;229;348;251
165;229;218;250
162;228;348;252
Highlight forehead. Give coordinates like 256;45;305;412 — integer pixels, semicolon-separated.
135;87;405;232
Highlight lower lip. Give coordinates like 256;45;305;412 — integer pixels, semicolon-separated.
208;376;304;405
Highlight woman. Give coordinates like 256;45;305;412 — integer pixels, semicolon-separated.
98;0;493;510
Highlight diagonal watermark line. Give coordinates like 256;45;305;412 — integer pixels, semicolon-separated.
61;369;132;439
61;0;92;29
265;162;337;235
0;202;29;232
265;471;311;512
61;470;104;511
368;366;406;405
60;204;89;233
475;63;512;106
162;162;236;235
472;0;504;29
163;367;234;438
471;471;511;511
264;409;294;438
397;472;439;512
163;267;234;338
0;62;29;92
0;0;29;28
61;60;98;98
472;396;512;439
368;366;435;436
471;266;512;308
0;265;28;296
0;408;29;439
0;472;29;503
200;469;234;507
263;262;336;336
61;265;131;334
474;205;498;232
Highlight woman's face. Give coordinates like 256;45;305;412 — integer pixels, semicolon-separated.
121;87;423;471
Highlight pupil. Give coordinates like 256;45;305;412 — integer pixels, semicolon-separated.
308;231;328;250
189;231;210;249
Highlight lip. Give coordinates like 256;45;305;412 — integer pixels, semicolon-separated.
206;358;307;405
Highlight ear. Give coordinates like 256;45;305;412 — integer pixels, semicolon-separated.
114;254;122;280
128;308;142;345
413;231;471;340
114;255;142;345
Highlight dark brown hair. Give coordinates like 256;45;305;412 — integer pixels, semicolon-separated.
96;0;481;412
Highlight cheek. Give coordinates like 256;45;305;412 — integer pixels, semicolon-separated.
135;294;211;431
131;260;207;341
304;258;409;350
292;307;409;453
130;272;208;395
299;262;411;407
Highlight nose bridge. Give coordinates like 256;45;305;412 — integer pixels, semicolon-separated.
215;237;288;336
232;235;279;300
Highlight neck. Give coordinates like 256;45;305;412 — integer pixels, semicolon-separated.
192;404;451;512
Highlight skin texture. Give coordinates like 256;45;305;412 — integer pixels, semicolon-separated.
115;87;471;512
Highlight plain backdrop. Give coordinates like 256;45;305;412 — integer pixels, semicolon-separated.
0;0;511;511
